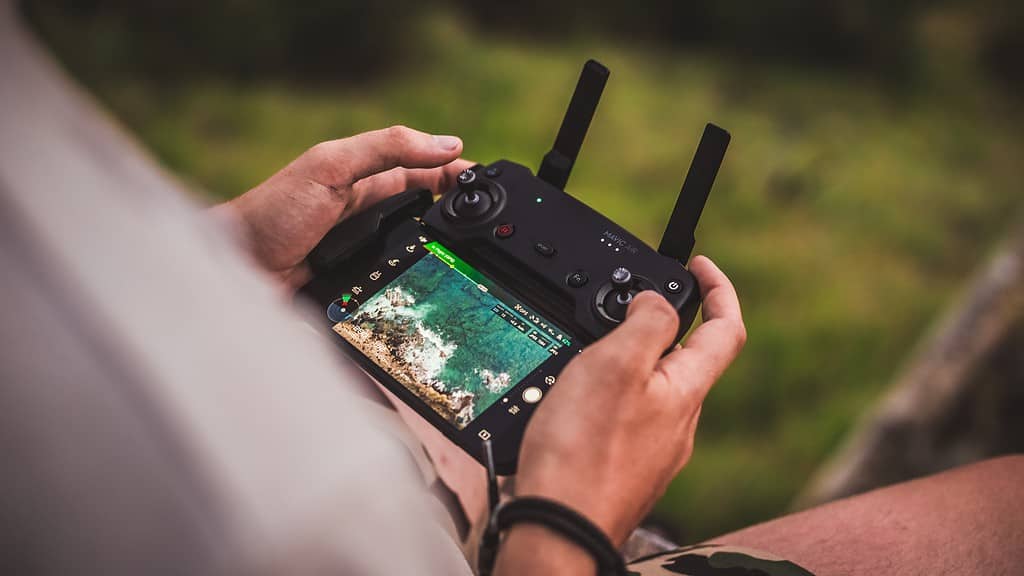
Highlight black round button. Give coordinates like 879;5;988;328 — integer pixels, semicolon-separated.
664;279;683;294
566;270;589;288
534;241;556;257
485;166;502;178
495;223;515;238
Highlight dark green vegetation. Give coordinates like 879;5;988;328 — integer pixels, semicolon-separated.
25;3;1024;541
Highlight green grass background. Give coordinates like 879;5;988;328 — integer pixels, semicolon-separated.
36;10;1024;542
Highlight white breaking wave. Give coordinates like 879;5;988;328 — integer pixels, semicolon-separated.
403;323;457;384
477;369;513;394
355;286;457;385
351;284;480;425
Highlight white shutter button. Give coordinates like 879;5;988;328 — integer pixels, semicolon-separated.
522;387;543;404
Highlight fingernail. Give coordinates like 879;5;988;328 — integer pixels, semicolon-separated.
433;135;461;151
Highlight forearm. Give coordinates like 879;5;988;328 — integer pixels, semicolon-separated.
493;524;597;575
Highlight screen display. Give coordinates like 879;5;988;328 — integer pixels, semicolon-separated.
331;241;572;429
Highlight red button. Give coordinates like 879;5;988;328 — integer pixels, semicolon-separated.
495;223;515;238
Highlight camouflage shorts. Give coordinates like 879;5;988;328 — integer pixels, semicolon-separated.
626;544;815;576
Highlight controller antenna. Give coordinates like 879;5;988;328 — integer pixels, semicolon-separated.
658;123;731;263
537;59;610;191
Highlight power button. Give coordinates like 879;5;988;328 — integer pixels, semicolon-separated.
664;279;684;294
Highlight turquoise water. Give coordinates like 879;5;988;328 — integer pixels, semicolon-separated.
345;253;555;427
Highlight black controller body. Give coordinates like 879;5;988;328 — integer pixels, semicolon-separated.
300;59;728;474
301;159;704;474
426;160;700;344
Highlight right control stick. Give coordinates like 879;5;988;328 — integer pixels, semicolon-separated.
595;266;637;323
610;267;633;305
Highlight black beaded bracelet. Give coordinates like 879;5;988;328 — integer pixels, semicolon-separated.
477;440;627;576
496;497;627;575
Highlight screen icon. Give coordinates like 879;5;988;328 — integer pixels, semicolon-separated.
369;270;382;281
351;286;363;295
478;429;492;441
405;244;417;253
327;293;360;323
387;258;400;267
544;375;556;385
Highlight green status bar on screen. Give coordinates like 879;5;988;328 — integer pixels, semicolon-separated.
423;241;571;348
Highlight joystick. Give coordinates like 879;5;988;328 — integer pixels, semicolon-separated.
443;167;506;223
457;169;479;200
452;168;492;218
610;266;633;304
595;267;656;323
594;266;637;323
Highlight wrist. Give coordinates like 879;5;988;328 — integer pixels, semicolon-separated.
485;496;627;576
514;478;630;546
494;523;597;575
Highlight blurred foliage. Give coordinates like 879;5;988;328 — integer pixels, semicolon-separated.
22;0;1024;86
456;0;1024;88
21;1;1024;542
457;1;922;79
21;0;429;83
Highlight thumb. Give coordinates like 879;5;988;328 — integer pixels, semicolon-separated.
575;291;680;387
307;125;464;185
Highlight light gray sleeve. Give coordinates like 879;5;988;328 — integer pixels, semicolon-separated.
0;4;472;574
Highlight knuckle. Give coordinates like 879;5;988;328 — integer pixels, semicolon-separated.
304;141;351;183
305;141;331;163
732;320;748;352
385;124;413;146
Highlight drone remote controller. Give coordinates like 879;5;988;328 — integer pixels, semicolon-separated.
301;60;729;474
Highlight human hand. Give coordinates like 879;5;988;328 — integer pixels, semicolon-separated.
512;255;746;546
221;126;472;290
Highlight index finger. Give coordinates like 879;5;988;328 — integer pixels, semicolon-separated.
656;255;746;394
349;159;475;212
307;125;464;186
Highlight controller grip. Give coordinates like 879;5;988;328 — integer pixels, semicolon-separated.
307;188;433;274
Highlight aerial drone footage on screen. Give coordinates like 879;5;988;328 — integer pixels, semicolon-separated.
332;241;572;429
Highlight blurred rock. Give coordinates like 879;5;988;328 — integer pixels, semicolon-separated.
797;223;1024;507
